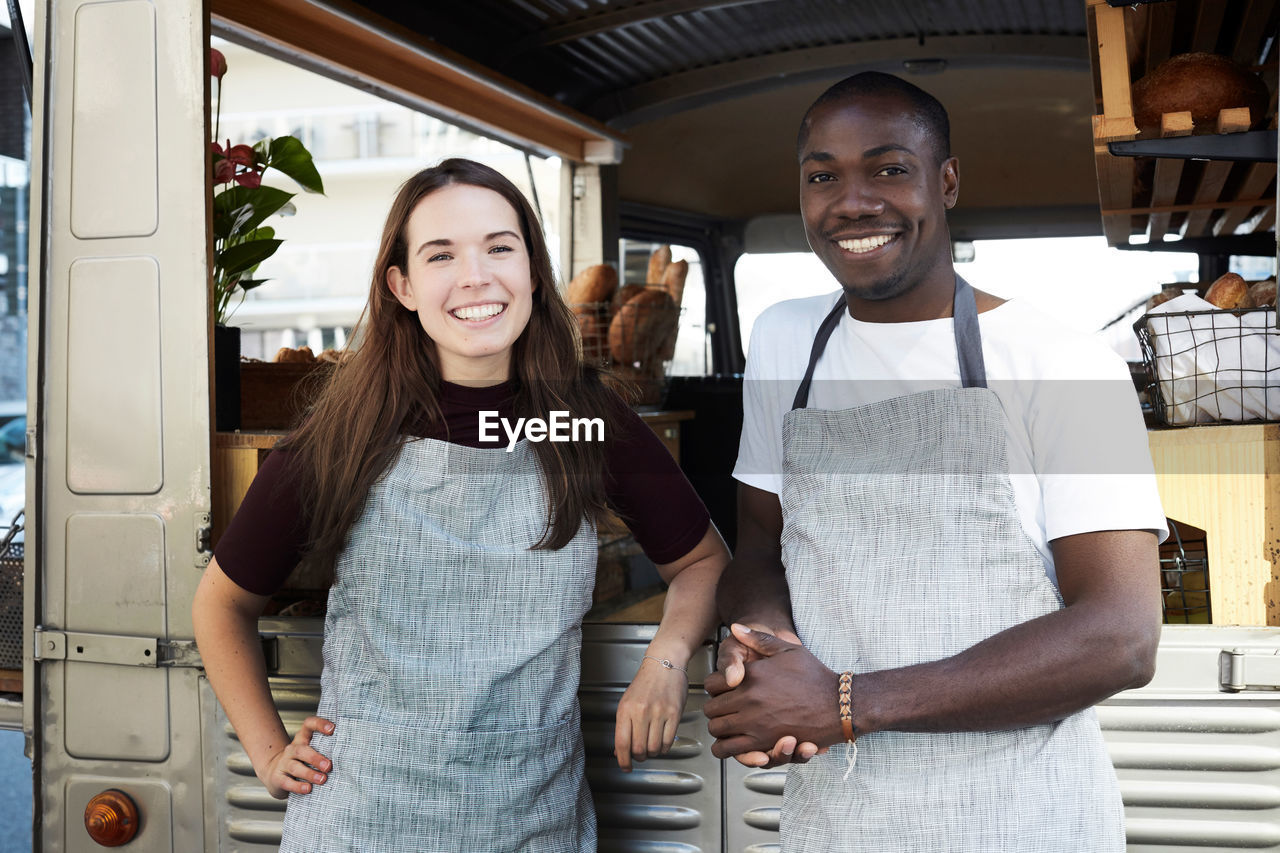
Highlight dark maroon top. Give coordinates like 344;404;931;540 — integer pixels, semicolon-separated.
215;380;711;595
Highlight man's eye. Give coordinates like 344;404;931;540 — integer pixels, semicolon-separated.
807;173;835;183
878;166;907;177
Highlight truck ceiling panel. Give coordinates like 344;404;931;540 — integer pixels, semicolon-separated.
350;0;1087;122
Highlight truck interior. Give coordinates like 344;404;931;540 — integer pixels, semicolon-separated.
8;0;1280;849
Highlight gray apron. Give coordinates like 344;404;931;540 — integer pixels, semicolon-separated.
778;279;1125;852
278;438;597;853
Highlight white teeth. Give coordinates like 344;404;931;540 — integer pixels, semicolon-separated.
837;235;894;253
451;303;504;320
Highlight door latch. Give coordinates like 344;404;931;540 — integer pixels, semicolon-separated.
33;629;203;668
1219;648;1280;692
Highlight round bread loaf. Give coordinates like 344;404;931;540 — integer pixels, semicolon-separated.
609;288;677;365
611;283;646;316
572;303;608;362
1132;52;1269;133
1147;287;1183;310
566;264;617;305
1249;279;1277;308
1204;272;1250;309
274;346;316;363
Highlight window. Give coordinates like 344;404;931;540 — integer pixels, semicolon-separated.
0;3;31;538
618;238;708;376
735;236;1203;362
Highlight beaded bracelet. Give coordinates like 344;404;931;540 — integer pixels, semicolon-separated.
838;670;857;779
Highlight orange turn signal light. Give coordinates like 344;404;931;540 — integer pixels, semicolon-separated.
84;789;139;847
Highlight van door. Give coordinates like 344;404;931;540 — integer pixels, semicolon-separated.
28;1;212;849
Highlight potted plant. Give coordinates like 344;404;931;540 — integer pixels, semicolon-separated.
209;46;325;429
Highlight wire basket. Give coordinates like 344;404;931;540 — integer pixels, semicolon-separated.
1134;307;1280;426
1160;520;1210;624
0;511;23;670
571;286;681;406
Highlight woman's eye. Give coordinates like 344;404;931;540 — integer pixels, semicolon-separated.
427;252;451;263
489;244;514;254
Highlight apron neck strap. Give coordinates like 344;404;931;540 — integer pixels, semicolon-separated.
953;275;987;390
790;275;988;411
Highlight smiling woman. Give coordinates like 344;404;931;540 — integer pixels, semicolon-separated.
193;157;729;852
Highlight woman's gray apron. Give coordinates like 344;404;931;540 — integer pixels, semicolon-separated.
279;438;597;853
778;278;1125;852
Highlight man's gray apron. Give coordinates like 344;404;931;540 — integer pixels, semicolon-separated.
279;438;597;853
778;278;1125;852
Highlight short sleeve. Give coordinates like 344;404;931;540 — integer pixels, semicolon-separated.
1026;341;1168;543
605;404;711;565
213;449;310;595
733;309;788;495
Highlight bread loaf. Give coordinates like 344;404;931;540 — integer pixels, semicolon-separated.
572;303;609;362
274;346;316;363
611;283;646;316
1204;272;1251;309
609;288;677;365
1132;52;1269;133
566;263;617;305
647;245;671;284
1147;287;1184;310
1248;279;1277;308
662;259;689;309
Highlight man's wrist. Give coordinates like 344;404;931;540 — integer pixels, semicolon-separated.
724;609;794;635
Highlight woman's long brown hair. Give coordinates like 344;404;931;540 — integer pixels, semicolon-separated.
285;158;626;585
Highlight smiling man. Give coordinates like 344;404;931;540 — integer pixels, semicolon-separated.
704;72;1168;851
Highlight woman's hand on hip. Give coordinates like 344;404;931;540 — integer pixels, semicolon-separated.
259;715;335;799
615;658;689;772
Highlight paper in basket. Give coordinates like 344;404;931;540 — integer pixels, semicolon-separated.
1143;293;1280;424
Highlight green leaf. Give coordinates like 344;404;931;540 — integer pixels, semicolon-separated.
266;136;325;194
212;185;295;239
236;278;270;292
217;239;284;277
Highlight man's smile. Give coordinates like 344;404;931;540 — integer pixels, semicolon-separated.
836;234;898;254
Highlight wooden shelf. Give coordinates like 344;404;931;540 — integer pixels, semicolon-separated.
1086;0;1279;248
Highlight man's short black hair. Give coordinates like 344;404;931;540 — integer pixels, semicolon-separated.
797;71;951;164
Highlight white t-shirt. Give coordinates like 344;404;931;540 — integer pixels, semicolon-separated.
733;291;1168;586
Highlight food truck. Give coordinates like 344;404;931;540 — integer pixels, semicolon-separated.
6;0;1280;849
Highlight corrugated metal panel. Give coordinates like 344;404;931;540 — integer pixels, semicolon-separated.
470;0;1087;92
364;0;1089;118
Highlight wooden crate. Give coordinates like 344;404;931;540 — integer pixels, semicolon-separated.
1086;0;1278;247
239;361;333;430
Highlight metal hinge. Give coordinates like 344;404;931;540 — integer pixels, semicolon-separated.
194;512;212;567
1219;649;1280;692
33;629;203;668
24;428;35;459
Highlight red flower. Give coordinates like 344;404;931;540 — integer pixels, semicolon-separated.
211;142;257;185
210;48;227;81
226;143;255;166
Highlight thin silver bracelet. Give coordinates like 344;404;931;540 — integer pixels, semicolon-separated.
643;655;688;675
